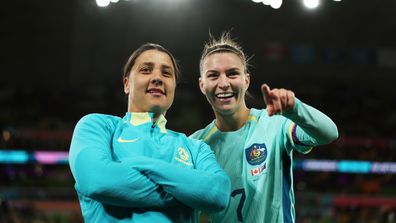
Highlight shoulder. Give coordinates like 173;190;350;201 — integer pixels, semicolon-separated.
77;113;121;124
189;129;205;140
75;113;121;131
189;121;216;141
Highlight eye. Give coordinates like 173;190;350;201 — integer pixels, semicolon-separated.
162;69;173;77
227;70;240;77
140;66;151;74
207;72;219;79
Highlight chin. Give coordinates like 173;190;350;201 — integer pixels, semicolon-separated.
214;107;235;116
149;104;169;114
149;107;163;114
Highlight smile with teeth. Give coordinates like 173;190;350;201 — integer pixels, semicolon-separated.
215;92;235;99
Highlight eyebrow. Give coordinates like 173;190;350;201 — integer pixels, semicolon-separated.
139;62;173;71
205;67;241;74
139;62;154;68
226;68;241;73
161;64;173;71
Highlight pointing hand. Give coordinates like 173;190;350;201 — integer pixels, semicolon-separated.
261;84;295;116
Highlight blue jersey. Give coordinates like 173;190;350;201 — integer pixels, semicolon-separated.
69;112;231;223
190;99;338;223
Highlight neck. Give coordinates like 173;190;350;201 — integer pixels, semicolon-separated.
214;106;250;132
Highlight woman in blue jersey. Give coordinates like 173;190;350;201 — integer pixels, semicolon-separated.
190;33;339;223
68;43;231;223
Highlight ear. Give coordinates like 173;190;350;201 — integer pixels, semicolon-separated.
199;77;206;95
123;77;129;94
245;73;250;90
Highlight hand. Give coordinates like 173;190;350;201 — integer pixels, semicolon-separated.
261;84;295;116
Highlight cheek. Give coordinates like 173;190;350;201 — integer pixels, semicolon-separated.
202;85;212;96
199;79;216;96
203;81;215;91
237;79;248;90
169;87;176;97
166;82;176;98
132;78;147;90
129;82;144;97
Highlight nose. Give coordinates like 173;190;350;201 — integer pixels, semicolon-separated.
218;74;230;89
152;78;163;85
151;69;163;85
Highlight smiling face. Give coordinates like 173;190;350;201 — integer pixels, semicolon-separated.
123;49;176;116
199;52;250;116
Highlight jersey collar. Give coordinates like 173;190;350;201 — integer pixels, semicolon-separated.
124;112;168;133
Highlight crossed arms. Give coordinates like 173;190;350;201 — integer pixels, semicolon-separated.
69;114;230;212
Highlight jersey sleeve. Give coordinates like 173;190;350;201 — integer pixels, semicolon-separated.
125;140;231;213
68;114;177;208
189;129;204;140
282;98;339;154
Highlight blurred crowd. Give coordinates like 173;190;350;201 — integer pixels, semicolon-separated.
0;76;395;222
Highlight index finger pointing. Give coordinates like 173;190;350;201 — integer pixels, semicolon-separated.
261;84;271;104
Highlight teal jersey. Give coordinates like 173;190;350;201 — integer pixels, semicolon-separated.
190;99;338;223
69;112;231;223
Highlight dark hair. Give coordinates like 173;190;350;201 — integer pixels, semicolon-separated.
123;43;181;83
199;32;250;75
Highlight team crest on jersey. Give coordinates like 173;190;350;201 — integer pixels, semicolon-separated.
178;147;190;161
245;143;267;165
175;147;193;166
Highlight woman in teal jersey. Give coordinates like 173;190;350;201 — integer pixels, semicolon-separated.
69;43;231;223
191;33;339;223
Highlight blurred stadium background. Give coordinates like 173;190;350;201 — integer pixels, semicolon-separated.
1;0;395;222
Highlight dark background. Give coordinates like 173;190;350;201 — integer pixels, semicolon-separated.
1;0;396;222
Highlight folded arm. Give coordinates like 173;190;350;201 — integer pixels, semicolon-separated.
126;142;231;213
69;114;177;208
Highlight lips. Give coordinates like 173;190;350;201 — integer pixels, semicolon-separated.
147;88;165;96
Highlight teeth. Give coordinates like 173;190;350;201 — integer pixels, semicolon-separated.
216;93;234;98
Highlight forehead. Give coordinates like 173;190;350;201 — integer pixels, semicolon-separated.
202;52;244;71
134;49;173;69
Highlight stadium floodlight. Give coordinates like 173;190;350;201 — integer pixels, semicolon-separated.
110;0;119;2
303;0;320;9
96;0;110;7
262;0;271;6
252;0;263;3
270;0;282;9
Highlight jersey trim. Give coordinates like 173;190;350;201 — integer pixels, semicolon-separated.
282;151;293;223
247;114;258;123
202;112;258;143
203;125;218;142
